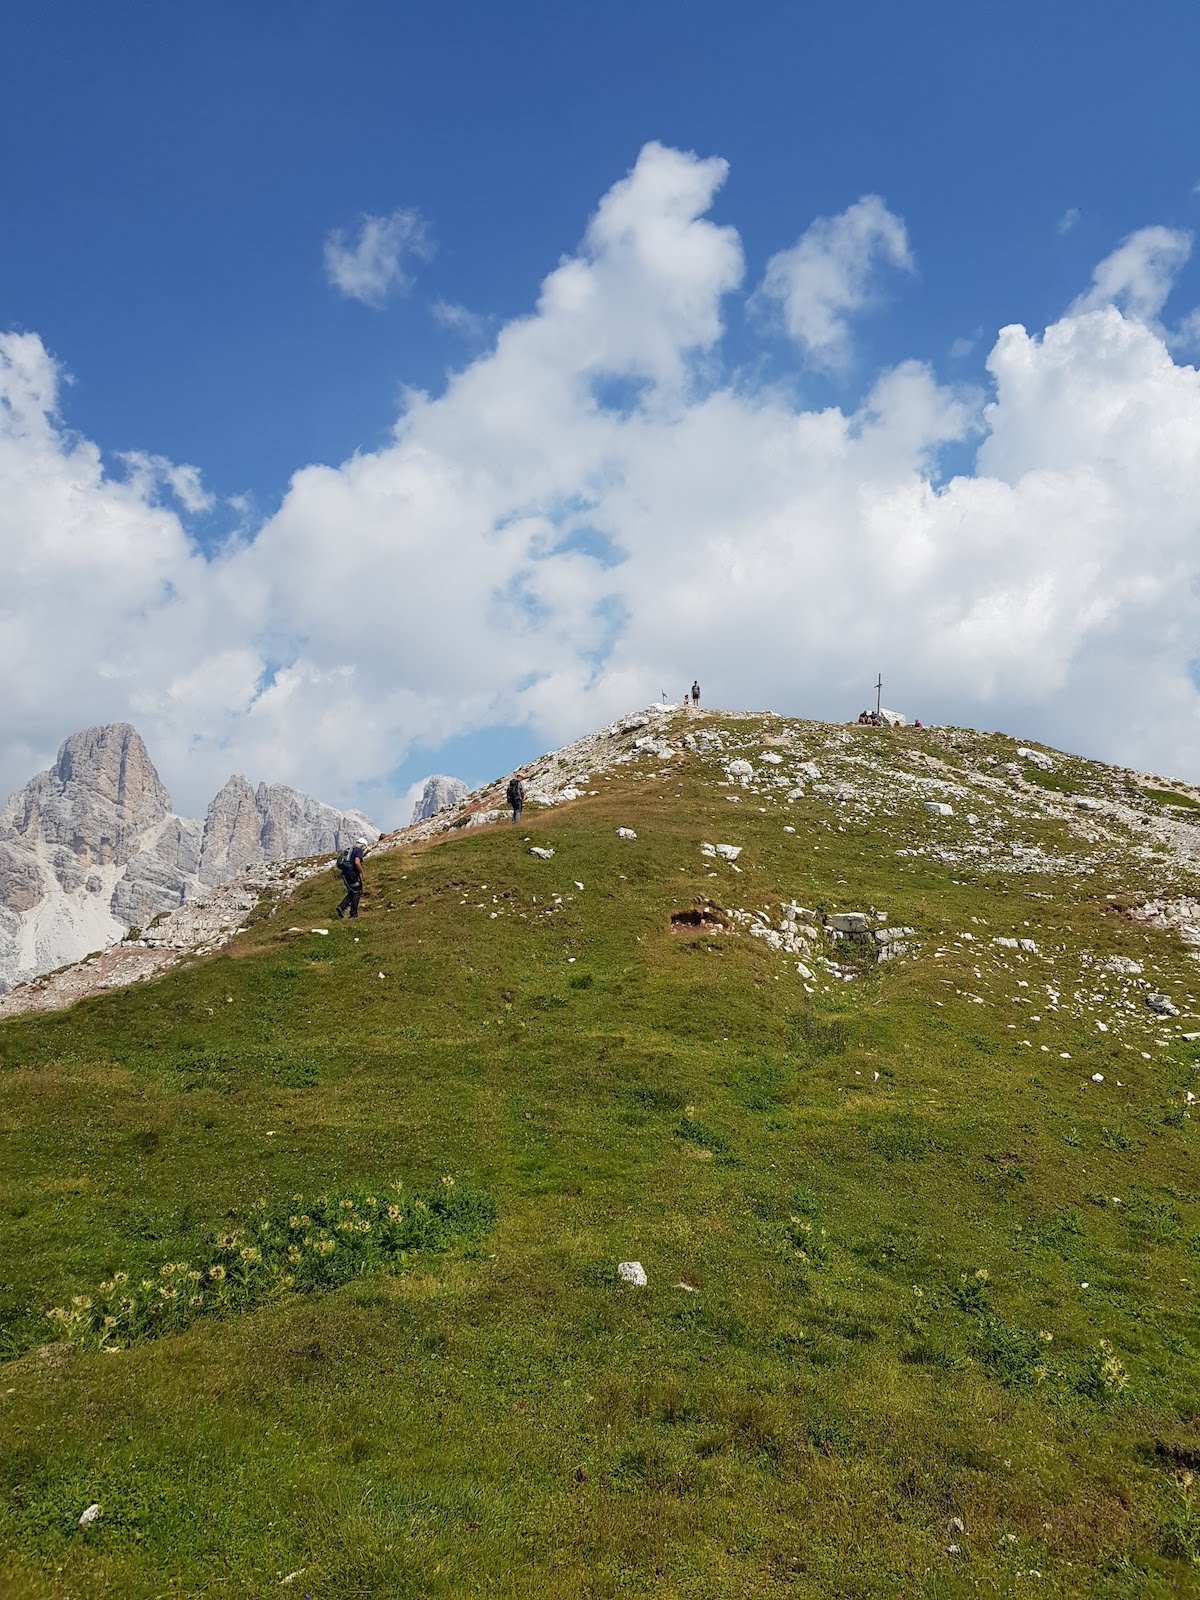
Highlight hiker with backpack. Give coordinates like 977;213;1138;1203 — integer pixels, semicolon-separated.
506;771;526;825
335;837;369;919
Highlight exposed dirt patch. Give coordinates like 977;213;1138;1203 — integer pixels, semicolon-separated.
670;904;729;936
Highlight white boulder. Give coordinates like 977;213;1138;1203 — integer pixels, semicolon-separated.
1017;747;1054;772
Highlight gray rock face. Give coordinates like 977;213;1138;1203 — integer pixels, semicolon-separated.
0;723;378;992
0;841;46;914
111;816;204;926
199;778;377;885
411;775;468;823
1;724;171;874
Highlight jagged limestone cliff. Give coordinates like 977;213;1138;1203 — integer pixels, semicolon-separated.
0;724;377;991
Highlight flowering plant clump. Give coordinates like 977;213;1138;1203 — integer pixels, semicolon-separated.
46;1181;496;1352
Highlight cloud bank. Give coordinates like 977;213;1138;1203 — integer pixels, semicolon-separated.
3;142;1200;820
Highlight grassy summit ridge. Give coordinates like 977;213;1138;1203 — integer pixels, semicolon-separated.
1;711;1199;1598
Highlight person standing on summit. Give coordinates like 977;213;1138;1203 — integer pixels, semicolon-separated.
691;680;700;708
335;837;368;919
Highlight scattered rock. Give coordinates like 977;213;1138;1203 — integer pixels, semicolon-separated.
78;1504;101;1529
924;801;954;817
1146;992;1180;1017
617;1261;647;1286
828;911;869;934
714;844;742;861
1104;955;1143;976
616;828;638;840
529;847;556;861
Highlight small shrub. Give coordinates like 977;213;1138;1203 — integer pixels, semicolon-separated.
951;1268;993;1314
1161;1488;1200;1566
46;1180;496;1352
1075;1340;1130;1403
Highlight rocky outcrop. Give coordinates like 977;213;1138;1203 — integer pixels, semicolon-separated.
411;776;469;823
0;723;378;991
200;779;375;885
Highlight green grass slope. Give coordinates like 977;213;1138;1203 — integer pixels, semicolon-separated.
2;713;1199;1598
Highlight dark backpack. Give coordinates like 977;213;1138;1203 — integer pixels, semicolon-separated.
506;777;522;807
336;847;358;881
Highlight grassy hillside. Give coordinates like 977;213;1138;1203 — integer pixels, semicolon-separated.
2;712;1199;1598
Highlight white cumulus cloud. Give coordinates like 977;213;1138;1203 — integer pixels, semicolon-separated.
324;208;432;307
4;147;1200;827
754;194;913;370
1070;224;1192;323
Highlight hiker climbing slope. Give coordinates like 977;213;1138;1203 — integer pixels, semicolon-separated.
335;837;369;919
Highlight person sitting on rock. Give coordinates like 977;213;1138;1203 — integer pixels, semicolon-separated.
506;771;526;825
336;837;368;920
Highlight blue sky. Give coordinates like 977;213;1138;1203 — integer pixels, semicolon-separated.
2;2;1200;818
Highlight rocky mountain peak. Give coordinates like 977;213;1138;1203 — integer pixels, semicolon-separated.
1;722;171;865
412;775;469;823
